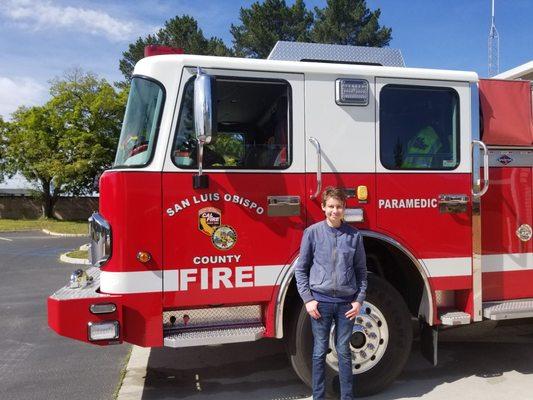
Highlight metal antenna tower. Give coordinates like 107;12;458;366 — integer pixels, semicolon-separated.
488;0;499;77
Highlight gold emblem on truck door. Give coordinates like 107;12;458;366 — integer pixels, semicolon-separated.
198;207;221;236
211;225;237;251
516;224;532;242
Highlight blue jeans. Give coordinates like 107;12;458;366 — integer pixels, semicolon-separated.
310;302;355;400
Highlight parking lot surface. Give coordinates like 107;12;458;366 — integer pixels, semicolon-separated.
0;231;130;400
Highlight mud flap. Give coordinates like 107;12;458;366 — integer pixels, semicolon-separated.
420;320;438;366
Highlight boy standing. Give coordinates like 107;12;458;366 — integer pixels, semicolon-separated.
295;187;368;400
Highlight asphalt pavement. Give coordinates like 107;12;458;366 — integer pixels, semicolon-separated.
0;231;130;400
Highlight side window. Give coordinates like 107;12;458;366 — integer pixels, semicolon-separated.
380;85;460;170
173;76;291;169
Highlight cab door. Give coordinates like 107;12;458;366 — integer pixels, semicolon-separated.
304;74;377;227
161;67;305;308
375;78;474;321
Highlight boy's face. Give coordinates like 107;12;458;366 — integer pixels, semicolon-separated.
321;196;345;226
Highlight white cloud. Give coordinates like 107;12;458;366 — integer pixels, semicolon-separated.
0;0;140;42
0;76;47;120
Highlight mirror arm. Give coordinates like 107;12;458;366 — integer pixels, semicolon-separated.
197;142;204;176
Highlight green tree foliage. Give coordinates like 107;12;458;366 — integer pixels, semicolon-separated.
312;0;392;46
121;1;391;77
118;34;159;86
231;0;391;58
212;134;245;166
119;15;232;81
1;70;126;218
0;117;8;176
230;0;314;58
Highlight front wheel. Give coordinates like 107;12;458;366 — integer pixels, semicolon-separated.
288;274;413;397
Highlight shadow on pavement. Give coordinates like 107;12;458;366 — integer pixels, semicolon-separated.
139;320;533;400
141;339;310;400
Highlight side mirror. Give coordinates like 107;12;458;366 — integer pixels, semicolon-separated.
193;68;215;189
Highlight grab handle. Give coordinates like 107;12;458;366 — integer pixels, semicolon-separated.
308;137;322;200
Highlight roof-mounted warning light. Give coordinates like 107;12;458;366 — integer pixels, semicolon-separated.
144;45;184;58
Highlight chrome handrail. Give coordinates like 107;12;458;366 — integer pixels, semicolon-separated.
308;137;322;199
472;140;490;197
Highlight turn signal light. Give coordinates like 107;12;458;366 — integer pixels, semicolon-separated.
137;251;151;263
90;303;117;314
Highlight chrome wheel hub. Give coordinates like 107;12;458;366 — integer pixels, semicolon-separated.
326;301;389;374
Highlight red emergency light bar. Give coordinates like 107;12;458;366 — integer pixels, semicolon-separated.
144;45;184;58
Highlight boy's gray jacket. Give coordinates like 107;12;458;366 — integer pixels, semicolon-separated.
294;221;367;304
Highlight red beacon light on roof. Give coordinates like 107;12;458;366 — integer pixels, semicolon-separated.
144;45;184;58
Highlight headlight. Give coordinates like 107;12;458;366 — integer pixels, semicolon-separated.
69;269;94;289
89;213;111;267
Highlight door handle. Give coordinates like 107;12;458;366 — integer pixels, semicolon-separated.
267;196;301;217
308;137;322;199
438;194;469;214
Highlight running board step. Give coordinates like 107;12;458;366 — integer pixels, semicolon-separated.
439;311;471;325
483;299;533;320
164;324;265;348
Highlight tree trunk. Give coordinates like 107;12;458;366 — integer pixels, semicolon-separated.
41;181;54;219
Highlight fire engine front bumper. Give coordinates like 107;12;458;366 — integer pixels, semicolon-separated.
48;267;124;345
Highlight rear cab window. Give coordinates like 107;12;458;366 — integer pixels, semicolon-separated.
380;85;460;170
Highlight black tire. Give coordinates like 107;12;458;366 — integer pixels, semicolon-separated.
287;274;413;397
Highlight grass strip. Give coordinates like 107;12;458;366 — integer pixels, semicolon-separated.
0;218;88;234
65;249;88;259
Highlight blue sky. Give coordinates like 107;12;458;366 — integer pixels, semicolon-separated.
0;0;531;122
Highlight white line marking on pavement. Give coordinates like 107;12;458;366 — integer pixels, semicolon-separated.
0;237;13;241
4;236;57;240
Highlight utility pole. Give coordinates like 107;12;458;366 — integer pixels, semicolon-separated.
488;0;499;77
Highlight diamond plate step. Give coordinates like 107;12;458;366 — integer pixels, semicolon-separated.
164;324;265;348
163;305;261;330
483;299;533;320
439;311;471;325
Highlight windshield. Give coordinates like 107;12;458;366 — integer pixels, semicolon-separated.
114;77;164;167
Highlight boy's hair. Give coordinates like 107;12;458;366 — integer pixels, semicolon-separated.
321;186;347;206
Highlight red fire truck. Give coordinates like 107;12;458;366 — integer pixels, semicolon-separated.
48;42;533;396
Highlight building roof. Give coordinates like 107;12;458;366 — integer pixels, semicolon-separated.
494;61;533;80
0;188;32;196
